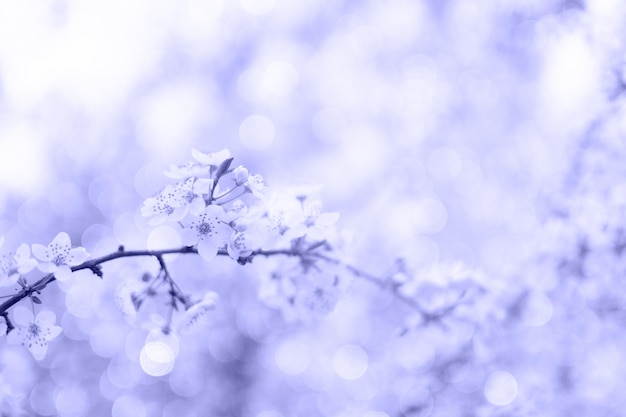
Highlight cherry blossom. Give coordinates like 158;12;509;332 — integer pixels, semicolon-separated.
32;232;90;282
141;177;206;225
177;291;219;333
244;174;267;199
180;205;233;261
290;199;340;240
191;148;232;167
164;160;212;179
227;231;260;260
0;237;38;287
7;307;62;360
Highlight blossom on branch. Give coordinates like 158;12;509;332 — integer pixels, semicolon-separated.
180;205;232;261
177;291;219;334
141;177;206;225
8;307;62;361
291;199;340;241
32;232;90;282
191;148;232;167
0;237;38;287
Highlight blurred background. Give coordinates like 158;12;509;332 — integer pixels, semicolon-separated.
1;0;626;416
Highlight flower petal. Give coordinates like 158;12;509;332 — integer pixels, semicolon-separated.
37;262;58;273
188;197;206;216
36;310;57;328
54;266;72;282
46;325;62;341
31;244;50;261
67;247;90;265
29;343;47;361
12;306;33;326
52;232;71;248
18;258;38;275
15;243;30;260
197;239;219;261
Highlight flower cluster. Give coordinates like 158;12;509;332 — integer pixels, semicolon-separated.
0;233;89;359
141;149;340;264
0;148;344;361
137;149;347;325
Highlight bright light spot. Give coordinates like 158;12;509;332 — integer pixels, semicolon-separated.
0;122;48;195
332;344;369;380
147;225;182;251
274;338;311;375
239;114;275;150
260;62;299;100
241;0;275;16
484;371;518;406
539;32;600;121
373;0;427;51
135;82;213;156
188;0;223;22
140;341;175;377
55;386;89;416
521;291;553;327
112;395;146;417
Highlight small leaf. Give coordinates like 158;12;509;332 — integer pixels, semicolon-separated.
215;157;234;180
32;296;42;304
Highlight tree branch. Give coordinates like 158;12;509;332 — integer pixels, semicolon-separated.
0;246;301;316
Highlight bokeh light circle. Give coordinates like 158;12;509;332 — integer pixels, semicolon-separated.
274;338;311;375
332;344;369;380
140;341;175;377
484;371;518;406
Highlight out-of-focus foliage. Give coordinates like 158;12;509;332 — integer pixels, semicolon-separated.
1;0;626;416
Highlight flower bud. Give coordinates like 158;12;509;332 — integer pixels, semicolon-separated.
233;165;249;185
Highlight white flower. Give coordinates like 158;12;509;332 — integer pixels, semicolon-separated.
32;232;90;281
290;199;340;240
227;231;254;260
0;238;38;287
177;291;219;334
245;174;267;199
141;177;206;225
180;205;233;261
164;161;211;179
191;148;232;167
8;307;62;360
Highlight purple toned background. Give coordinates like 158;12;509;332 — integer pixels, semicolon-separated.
0;1;625;416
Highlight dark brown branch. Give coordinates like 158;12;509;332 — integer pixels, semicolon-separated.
0;246;301;316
